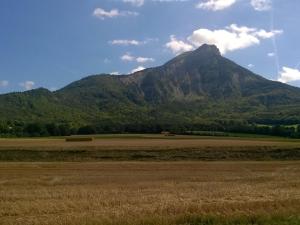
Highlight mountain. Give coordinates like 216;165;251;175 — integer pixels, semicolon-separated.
1;44;300;134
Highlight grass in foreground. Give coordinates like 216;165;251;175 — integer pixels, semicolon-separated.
0;161;299;225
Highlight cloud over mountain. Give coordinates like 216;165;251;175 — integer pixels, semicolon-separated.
19;81;35;91
165;35;194;55
278;67;300;83
166;24;282;55
131;66;145;73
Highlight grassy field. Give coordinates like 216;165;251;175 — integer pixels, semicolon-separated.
1;135;300;224
0;134;300;161
0;161;299;225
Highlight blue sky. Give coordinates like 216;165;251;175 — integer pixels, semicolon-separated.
1;0;300;93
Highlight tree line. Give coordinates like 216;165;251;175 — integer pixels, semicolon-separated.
1;120;300;138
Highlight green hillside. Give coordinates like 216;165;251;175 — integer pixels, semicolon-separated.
1;44;300;136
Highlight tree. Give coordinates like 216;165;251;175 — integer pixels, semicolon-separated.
77;125;96;135
46;123;60;136
58;124;72;136
24;123;48;137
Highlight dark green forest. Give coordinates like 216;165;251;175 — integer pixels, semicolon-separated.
1;119;300;138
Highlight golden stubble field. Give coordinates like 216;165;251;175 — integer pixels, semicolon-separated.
0;161;300;225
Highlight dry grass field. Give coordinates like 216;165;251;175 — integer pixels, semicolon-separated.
0;136;300;224
0;161;300;225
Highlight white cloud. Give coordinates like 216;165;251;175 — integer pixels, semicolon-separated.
187;28;257;55
196;0;236;11
110;39;141;46
186;24;282;54
166;24;282;55
121;53;155;63
110;71;121;75
121;53;135;61
278;67;300;83
248;64;254;68
165;35;194;55
255;29;282;39
0;80;9;87
136;57;155;63
196;0;272;11
268;52;275;57
93;8;119;19
251;0;272;11
123;0;144;7
228;24;256;33
131;66;145;73
93;8;138;19
109;38;157;46
20;81;35;91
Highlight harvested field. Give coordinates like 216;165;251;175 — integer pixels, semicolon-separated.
0;135;300;161
0;161;299;225
0;136;299;151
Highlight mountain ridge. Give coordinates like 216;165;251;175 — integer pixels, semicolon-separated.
1;44;300;134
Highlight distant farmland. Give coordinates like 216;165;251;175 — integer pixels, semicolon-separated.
0;135;300;161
